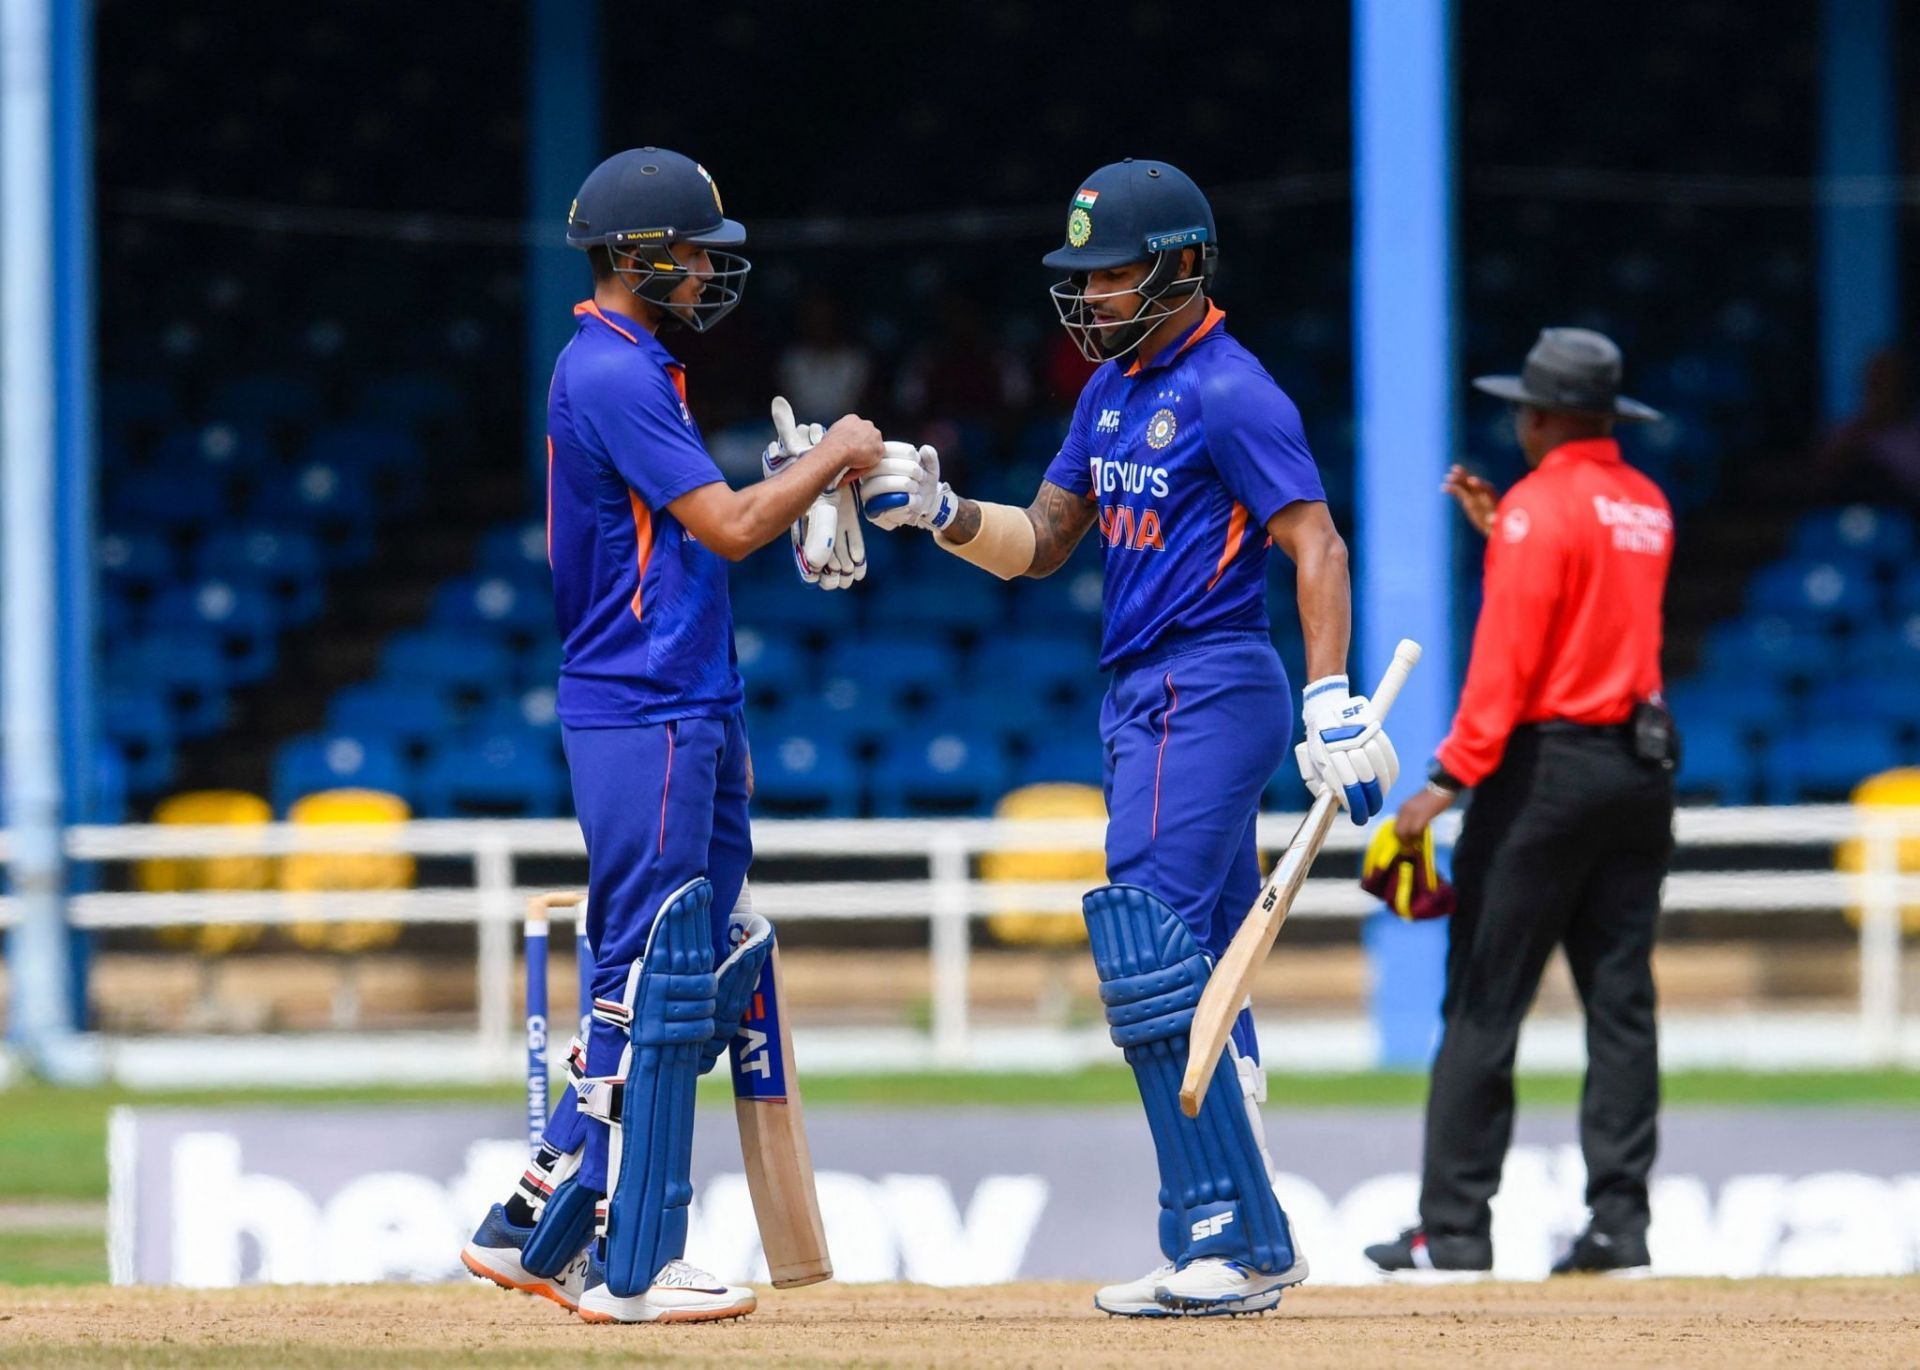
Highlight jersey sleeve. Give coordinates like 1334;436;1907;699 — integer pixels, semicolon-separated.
1040;382;1100;499
1197;363;1326;524
1435;490;1571;786
576;362;726;511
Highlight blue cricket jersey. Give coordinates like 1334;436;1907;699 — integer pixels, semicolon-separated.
1042;305;1327;671
546;300;743;726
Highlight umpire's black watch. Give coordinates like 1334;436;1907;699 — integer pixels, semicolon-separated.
1426;758;1465;794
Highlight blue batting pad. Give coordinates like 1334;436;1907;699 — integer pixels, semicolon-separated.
1082;883;1295;1273
598;878;717;1298
702;909;773;1075
519;1047;598;1278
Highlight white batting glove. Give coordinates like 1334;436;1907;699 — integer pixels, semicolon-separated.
815;483;867;590
763;396;843;587
857;441;956;532
1295;674;1400;825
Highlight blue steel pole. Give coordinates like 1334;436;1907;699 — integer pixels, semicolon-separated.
2;0;77;1068
1353;0;1457;1068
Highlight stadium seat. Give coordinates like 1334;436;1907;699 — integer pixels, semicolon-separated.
1746;557;1879;629
198;528;325;625
431;573;553;637
250;461;377;567
470;685;560;736
823;638;958;711
104;632;230;739
150;579;281;685
353;372;462;428
871;731;1011;816
1675;717;1757;805
298;421;426;509
989;634;1102;707
1763;722;1903;804
1012;563;1104;636
1662;678;1792;739
207;370;325;430
477;521;550;578
1791;505;1915;571
379;629;514;698
1844;616;1920;677
106;468;232;537
1807;680;1920;733
863;573;1005;634
99;688;178;795
1890;566;1920;619
1018;732;1106;787
415;727;567;817
98;532;175;599
326;682;456;759
1701;616;1831;685
733;572;860;637
141;789;274;955
749;729;861;818
151;422;274;475
735;627;808;711
516;636;564;691
273;733;411;811
980;782;1105;947
280;788;413;953
100;376;179;439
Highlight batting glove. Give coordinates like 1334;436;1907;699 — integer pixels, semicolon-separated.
1295;674;1400;825
857;442;956;532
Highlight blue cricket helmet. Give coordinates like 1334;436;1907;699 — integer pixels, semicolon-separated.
1043;159;1218;362
566;147;750;332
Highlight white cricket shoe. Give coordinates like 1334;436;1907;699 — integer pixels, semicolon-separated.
575;1257;757;1325
1093;1261;1178;1317
1153;1254;1309;1316
460;1204;591;1312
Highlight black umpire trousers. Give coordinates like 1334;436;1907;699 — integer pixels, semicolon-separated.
1419;725;1675;1241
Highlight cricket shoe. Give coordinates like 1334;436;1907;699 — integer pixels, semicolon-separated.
1153;1255;1309;1316
1550;1227;1651;1278
1364;1226;1491;1283
1093;1262;1178;1317
461;1205;592;1312
575;1253;756;1325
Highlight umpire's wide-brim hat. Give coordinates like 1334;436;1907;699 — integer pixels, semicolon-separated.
1472;327;1662;423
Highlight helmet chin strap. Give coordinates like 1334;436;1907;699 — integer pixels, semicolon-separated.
1051;245;1213;363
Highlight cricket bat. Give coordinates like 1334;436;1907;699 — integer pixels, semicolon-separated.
730;940;833;1287
1178;638;1423;1118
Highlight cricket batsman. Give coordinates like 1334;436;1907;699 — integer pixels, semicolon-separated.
859;159;1399;1316
460;147;883;1323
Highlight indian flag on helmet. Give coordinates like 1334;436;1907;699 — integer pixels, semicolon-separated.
1073;189;1099;209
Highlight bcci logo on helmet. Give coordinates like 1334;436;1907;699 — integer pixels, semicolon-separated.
1067;207;1092;248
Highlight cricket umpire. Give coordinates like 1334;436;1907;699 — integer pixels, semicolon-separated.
1366;328;1678;1279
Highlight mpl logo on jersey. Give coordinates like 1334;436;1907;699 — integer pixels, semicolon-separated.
1095;409;1122;434
729;957;788;1100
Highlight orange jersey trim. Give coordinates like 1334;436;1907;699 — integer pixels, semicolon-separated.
1151;673;1181;840
1126;302;1228;377
573;298;641;344
544;436;555;566
1206;502;1250;591
627;489;653;620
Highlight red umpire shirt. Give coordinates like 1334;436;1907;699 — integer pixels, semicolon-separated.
1435;436;1672;787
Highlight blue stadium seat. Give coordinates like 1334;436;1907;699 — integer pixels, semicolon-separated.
823;639;958;710
150;579;280;685
1890;567;1920;619
471;685;559;736
733;573;860;637
415;727;567;818
1675;718;1756;804
326;682;456;758
871;731;1010;816
207;371;325;430
98;532;175;597
1012;564;1104;636
1701;616;1832;685
353;372;462;428
104;632;230;739
1791;505;1915;571
1807;680;1920;732
99;688;177;795
106;468;231;536
1746;556;1879;628
298;421;426;509
273;733;410;811
1844;616;1920;676
1763;722;1902;804
863;573;1005;634
380;629;514;697
1662;678;1792;739
249;461;376;566
735;627;808;709
516;636;563;691
151;422;273;475
477;521;549;578
431;573;553;636
1019;732;1106;787
749;729;860;818
198;528;325;625
100;377;178;438
989;634;1102;704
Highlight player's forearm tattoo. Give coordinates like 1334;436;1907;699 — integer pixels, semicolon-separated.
1024;481;1097;578
945;499;984;545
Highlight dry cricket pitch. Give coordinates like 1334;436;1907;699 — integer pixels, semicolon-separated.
5;1277;1917;1368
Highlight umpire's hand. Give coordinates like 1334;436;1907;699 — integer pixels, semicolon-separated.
1442;464;1498;537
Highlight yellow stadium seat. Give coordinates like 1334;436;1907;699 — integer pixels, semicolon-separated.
982;783;1105;948
1837;768;1920;935
143;790;272;955
281;788;413;953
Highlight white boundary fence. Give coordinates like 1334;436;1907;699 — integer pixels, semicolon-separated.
2;805;1916;1066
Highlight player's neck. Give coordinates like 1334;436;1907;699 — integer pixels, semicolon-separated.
594;288;659;336
1131;292;1208;371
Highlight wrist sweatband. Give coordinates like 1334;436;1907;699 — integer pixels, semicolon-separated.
934;500;1035;580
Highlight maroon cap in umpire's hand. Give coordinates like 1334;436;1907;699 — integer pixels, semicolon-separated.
1473;327;1663;423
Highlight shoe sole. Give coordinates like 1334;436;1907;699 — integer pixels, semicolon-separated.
461;1249;579;1313
1153;1260;1307;1316
1552;1265;1653;1280
1375;1267;1491;1285
575;1299;756;1325
1094;1299;1181;1318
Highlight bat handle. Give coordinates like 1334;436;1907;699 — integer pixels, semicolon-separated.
1367;638;1423;720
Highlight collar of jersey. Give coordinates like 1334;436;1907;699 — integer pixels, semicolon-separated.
573;299;672;359
1124;301;1227;377
1538;436;1622;471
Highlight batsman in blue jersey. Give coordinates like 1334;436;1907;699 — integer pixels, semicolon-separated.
860;159;1401;1316
461;147;883;1324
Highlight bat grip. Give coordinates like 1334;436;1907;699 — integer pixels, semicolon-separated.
1366;638;1423;720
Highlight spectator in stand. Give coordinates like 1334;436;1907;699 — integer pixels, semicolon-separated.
1817;347;1920;505
775;289;873;421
